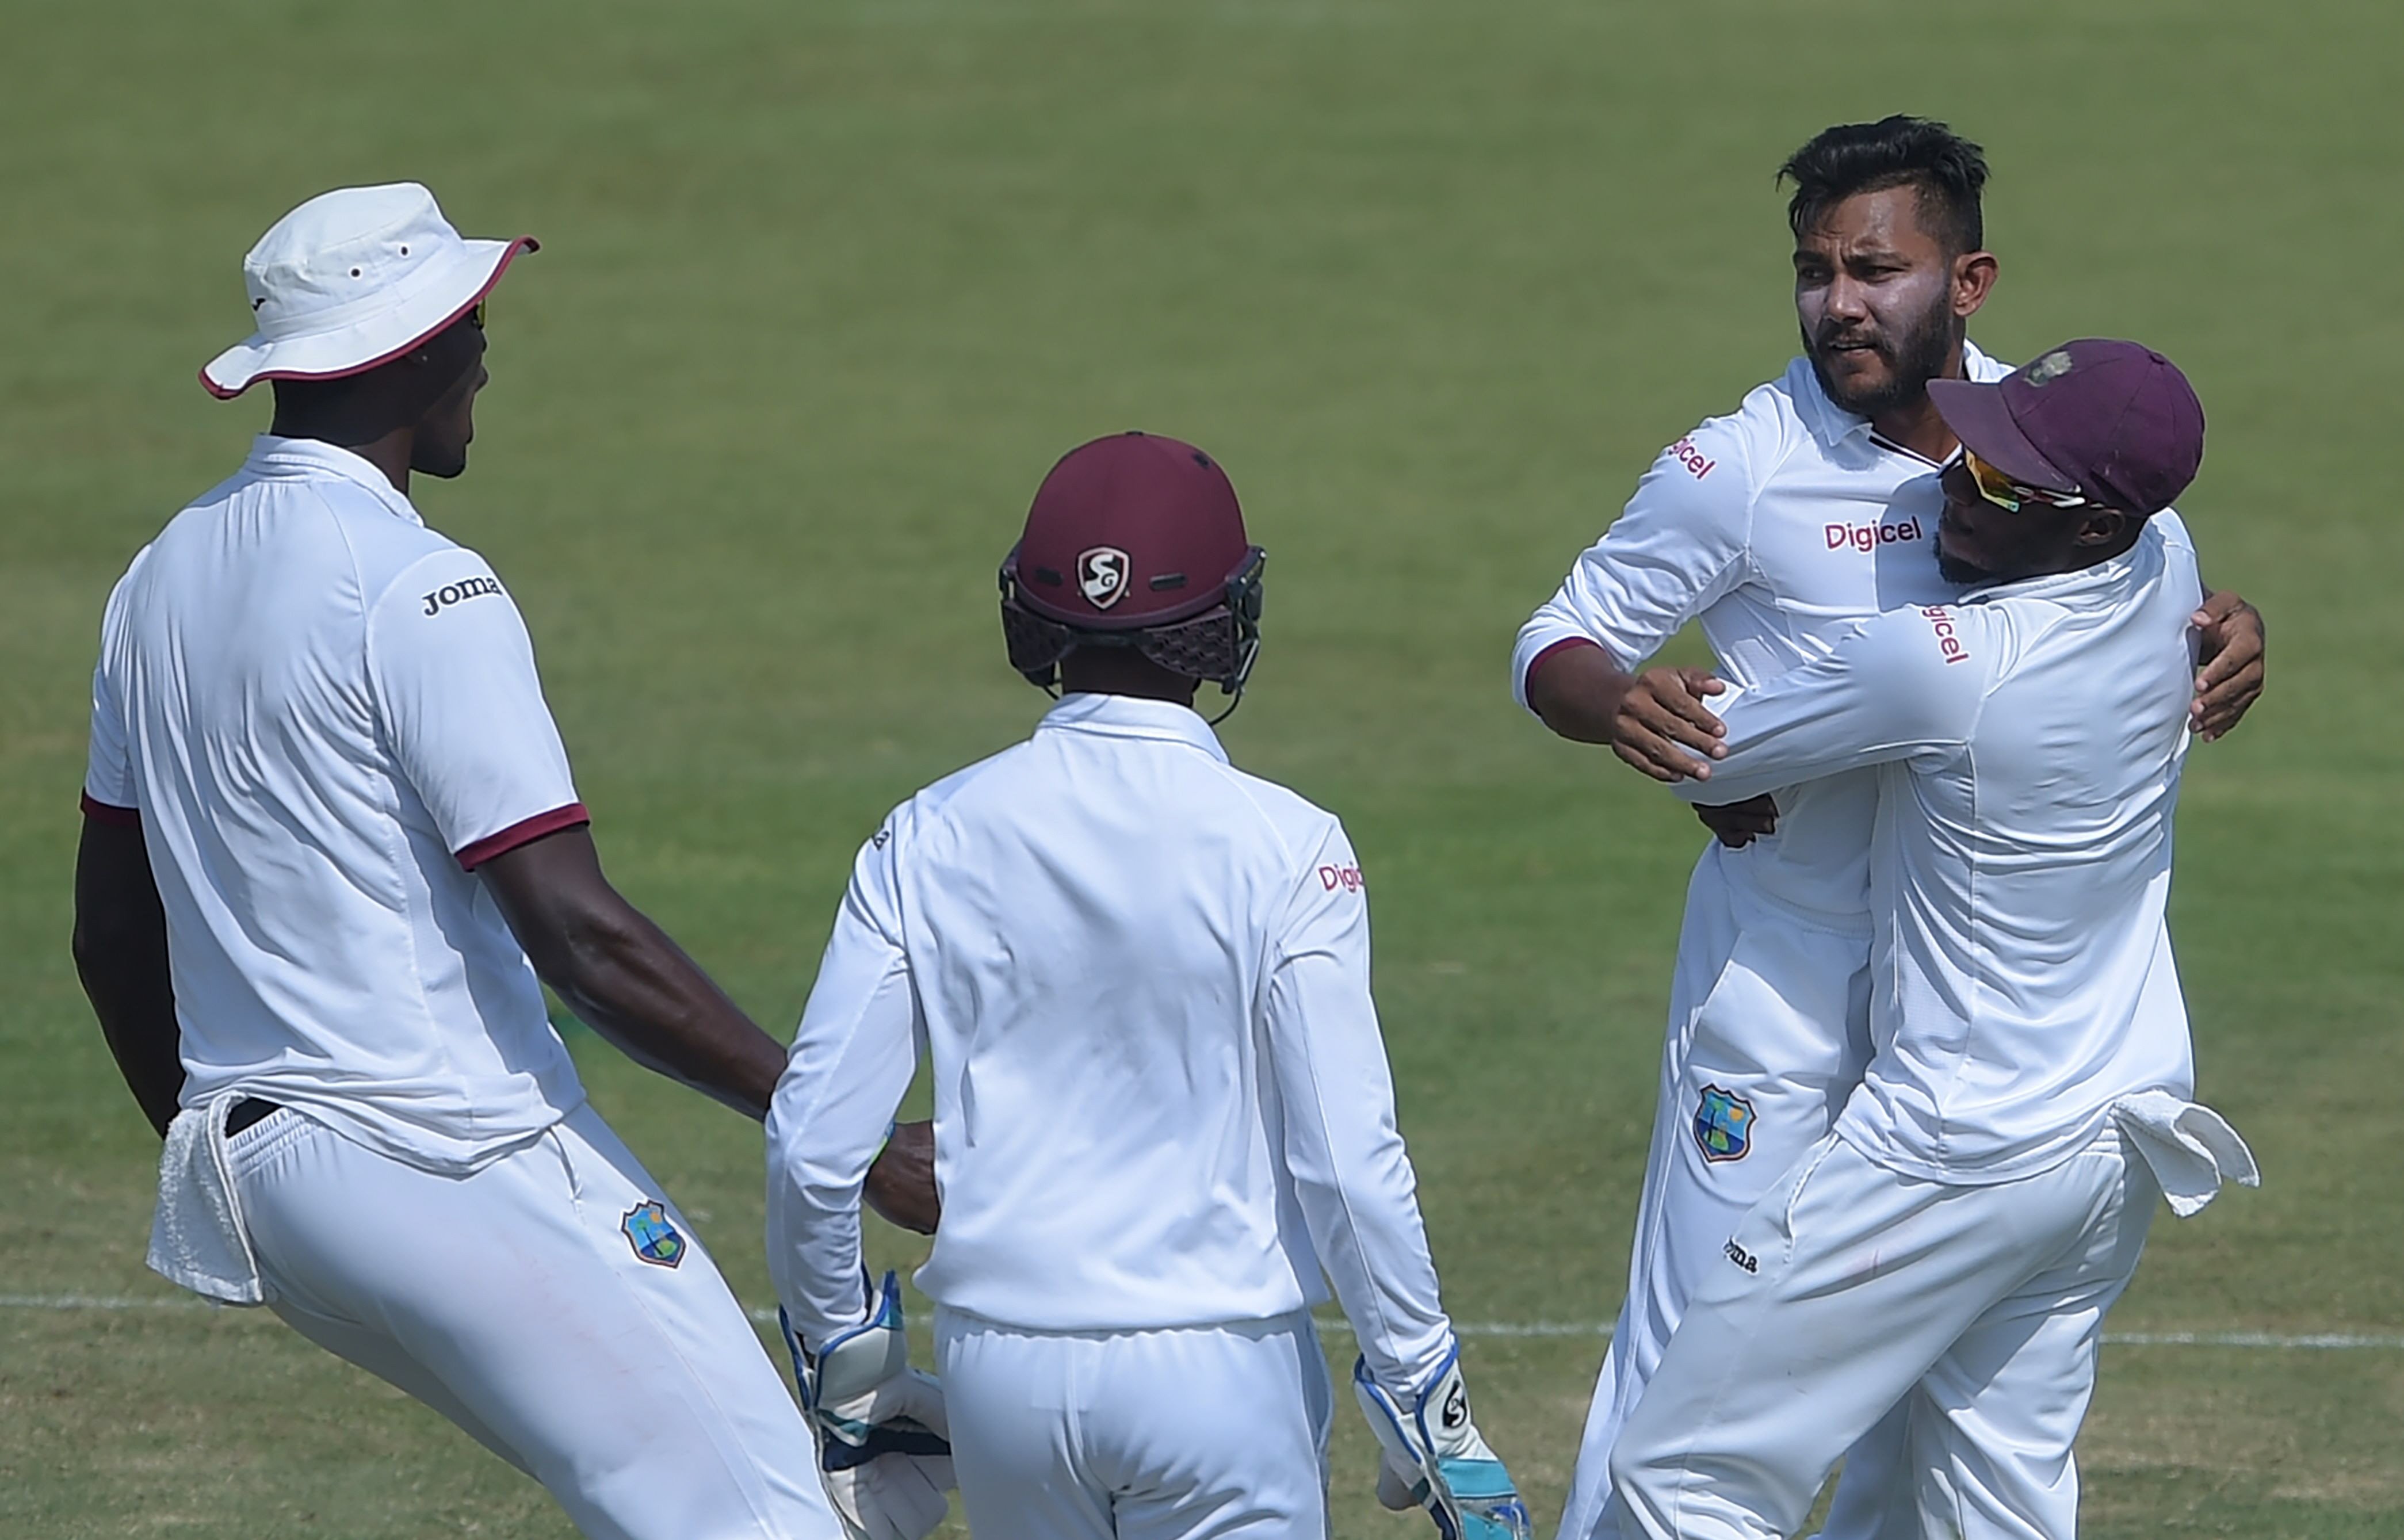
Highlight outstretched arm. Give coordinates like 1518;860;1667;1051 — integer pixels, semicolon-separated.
480;826;788;1115
365;551;939;1227
72;814;183;1137
479;829;939;1232
1667;609;1982;809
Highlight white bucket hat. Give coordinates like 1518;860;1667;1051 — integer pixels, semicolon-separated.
200;182;536;399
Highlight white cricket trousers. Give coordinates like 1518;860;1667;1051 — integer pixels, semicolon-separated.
225;1102;840;1540
1606;1126;2159;1540
934;1306;1335;1540
1558;851;1905;1540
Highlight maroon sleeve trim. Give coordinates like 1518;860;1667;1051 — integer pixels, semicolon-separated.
1524;636;1606;700
456;802;591;871
81;792;141;827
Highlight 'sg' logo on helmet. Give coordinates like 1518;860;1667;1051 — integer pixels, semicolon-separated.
1078;546;1131;610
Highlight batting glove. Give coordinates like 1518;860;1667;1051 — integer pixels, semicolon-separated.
1353;1350;1532;1540
781;1271;954;1540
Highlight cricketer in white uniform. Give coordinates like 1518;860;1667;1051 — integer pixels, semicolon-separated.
1515;119;2264;1539
69;184;911;1540
1519;342;2023;1538
766;432;1530;1540
1607;339;2258;1539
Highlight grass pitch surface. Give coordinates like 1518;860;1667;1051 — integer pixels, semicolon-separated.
5;2;2400;1535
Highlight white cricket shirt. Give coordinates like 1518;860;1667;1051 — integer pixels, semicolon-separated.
765;693;1455;1393
84;435;588;1172
1514;345;2017;934
1675;521;2203;1181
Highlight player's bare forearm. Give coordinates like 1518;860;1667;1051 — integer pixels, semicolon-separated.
2190;586;2264;742
1528;643;1727;782
481;827;789;1117
545;913;789;1118
864;1119;939;1234
483;831;940;1223
72;817;185;1137
1527;640;1632;744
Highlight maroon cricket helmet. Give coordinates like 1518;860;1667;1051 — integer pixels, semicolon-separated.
1928;339;2204;515
999;431;1267;705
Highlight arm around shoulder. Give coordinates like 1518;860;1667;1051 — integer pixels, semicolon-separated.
1669;604;1985;807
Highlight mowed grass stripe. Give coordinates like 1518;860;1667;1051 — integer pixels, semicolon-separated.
11;1295;2404;1355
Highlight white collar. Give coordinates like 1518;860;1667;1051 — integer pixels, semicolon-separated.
1038;692;1231;764
246;434;425;528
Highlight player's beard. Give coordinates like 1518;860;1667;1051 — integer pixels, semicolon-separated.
1803;285;1960;421
1935;542;1993;586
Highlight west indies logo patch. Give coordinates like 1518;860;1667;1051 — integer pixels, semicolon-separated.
621;1200;686;1268
1694;1084;1756;1163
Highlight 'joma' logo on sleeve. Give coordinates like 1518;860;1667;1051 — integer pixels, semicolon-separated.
422;576;506;616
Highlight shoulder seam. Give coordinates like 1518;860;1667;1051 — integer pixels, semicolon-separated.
309;484;380;683
1209;761;1345;980
1210;761;1323;875
1737;406;1809;591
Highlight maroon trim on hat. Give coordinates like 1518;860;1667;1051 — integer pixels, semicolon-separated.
1927;376;2078;495
80;792;141;827
1524;636;1606;700
198;236;539;401
455;800;589;870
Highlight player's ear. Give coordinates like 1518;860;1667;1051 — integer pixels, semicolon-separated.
1951;249;1998;318
2072;509;2129;549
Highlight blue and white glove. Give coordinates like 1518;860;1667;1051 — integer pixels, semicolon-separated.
1353;1350;1532;1540
781;1272;954;1540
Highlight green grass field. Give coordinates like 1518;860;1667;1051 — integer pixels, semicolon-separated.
5;2;2400;1535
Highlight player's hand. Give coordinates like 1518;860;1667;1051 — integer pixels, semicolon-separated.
1694;793;1779;849
865;1120;939;1235
1352;1352;1533;1540
783;1274;955;1540
1610;667;1727;783
2190;591;2264;742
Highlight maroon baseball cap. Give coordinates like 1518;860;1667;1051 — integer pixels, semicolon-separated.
1009;431;1253;630
1928;339;2205;515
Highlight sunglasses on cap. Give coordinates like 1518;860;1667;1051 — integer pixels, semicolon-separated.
1959;448;2105;514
